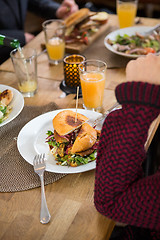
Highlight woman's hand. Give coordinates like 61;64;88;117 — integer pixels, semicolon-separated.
126;53;160;85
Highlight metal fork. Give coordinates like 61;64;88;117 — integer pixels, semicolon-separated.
87;102;121;128
33;153;51;224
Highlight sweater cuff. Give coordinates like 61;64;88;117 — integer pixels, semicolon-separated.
115;82;160;110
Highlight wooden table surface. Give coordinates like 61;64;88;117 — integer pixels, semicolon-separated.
0;14;160;240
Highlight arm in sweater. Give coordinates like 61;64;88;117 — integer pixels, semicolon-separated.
94;81;160;231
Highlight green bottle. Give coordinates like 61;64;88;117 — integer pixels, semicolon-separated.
0;34;20;48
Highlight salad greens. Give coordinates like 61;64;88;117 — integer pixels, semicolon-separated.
0;102;11;124
46;130;97;167
107;31;160;55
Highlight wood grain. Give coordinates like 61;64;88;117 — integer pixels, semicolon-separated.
0;14;160;240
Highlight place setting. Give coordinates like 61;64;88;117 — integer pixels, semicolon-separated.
0;4;160;236
1;3;159;191
16;57;117;174
0;42;119;194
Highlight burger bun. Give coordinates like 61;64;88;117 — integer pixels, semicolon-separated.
71;123;97;153
53;110;88;136
65;8;90;28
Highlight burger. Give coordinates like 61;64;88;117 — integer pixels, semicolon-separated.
64;8;109;45
46;110;100;167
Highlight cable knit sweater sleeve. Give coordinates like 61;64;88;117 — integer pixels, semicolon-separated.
94;81;160;231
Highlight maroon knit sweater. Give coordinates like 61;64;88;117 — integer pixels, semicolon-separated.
94;82;160;239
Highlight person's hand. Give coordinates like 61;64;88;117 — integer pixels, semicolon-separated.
56;0;79;19
24;32;35;43
126;53;160;85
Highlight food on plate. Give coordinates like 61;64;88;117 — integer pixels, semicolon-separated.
52;110;88;136
46;110;101;167
0;89;13;105
65;8;109;45
0;89;13;123
107;30;160;55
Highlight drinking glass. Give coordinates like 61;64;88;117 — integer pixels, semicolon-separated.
10;47;38;97
117;0;138;28
42;19;65;65
79;60;107;112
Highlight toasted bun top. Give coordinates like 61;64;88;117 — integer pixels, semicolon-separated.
65;8;90;28
71;123;97;153
53;110;88;136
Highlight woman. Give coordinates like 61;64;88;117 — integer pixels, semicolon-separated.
94;54;160;239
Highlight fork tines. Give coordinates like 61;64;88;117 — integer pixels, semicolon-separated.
33;153;45;166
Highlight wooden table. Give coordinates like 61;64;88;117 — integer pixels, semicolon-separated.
0;15;159;240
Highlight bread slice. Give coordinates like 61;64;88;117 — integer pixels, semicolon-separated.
65;8;90;28
52;110;88;136
0;89;13;105
90;12;109;23
71;123;97;153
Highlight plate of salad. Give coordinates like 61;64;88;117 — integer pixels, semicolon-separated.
0;85;24;127
104;26;160;58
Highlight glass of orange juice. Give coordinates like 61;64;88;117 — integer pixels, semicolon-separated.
42;19;65;65
79;60;107;112
117;0;138;28
10;47;38;97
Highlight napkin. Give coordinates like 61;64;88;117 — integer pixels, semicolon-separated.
0;103;67;192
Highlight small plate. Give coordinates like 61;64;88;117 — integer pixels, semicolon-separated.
17;109;102;174
104;26;155;58
0;84;24;127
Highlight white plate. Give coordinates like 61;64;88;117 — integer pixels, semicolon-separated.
104;26;154;58
0;84;24;127
17;109;102;174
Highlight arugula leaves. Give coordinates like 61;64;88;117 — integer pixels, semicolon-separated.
46;130;97;167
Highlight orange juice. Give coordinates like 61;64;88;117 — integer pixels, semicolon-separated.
80;72;105;109
117;2;137;28
46;37;65;61
18;80;37;93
